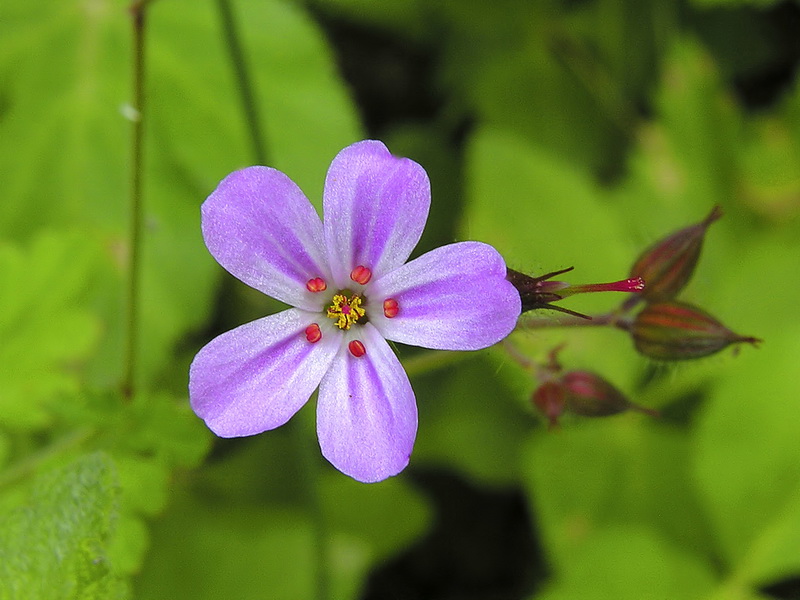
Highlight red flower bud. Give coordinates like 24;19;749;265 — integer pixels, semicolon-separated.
561;371;658;418
532;381;566;429
630;206;722;301
631;301;760;360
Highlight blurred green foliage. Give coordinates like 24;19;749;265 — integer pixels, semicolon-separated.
1;0;799;598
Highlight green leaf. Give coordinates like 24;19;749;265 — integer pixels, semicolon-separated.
439;1;631;175
693;325;800;590
736;79;800;227
614;37;741;229
535;526;716;600
137;468;428;600
522;419;714;573
147;0;363;207
45;390;213;574
650;38;742;209
0;0;362;391
464;126;630;285
0;452;128;600
0;1;130;238
0;231;101;430
413;353;534;485
320;472;431;599
135;491;317;600
122;392;214;469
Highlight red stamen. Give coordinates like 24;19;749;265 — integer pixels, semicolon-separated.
305;323;322;343
350;265;372;285
348;340;366;357
383;298;399;318
306;277;327;293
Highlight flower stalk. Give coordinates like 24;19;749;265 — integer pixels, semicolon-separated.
123;0;154;400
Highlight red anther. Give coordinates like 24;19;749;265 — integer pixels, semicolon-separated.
306;277;327;293
350;265;372;285
305;323;322;343
348;340;366;357
383;298;399;318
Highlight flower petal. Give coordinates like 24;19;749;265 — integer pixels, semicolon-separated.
202;166;331;310
323;140;431;288
368;241;521;350
317;324;417;483
189;309;340;437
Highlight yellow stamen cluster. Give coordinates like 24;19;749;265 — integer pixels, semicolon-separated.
326;294;365;330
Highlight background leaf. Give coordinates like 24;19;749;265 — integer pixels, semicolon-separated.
0;232;101;430
0;453;127;600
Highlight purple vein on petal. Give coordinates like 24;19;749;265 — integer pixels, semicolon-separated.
368;241;521;351
189;308;340;437
323;141;430;287
316;325;417;483
202;167;330;309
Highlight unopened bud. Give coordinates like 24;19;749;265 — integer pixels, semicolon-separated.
632;301;760;360
630;206;723;301
561;371;658;418
532;381;566;429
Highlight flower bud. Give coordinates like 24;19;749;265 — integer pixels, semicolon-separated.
560;371;658;418
630;206;723;301
532;381;566;429
631;301;760;360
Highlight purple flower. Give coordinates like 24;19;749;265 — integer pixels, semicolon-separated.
189;140;521;482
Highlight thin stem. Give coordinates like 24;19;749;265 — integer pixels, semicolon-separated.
216;0;268;165
123;0;153;400
293;405;330;600
517;310;633;332
501;339;535;373
547;25;638;135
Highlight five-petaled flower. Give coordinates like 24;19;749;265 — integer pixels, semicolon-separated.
189;140;521;482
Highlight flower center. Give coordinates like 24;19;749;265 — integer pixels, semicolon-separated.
326;294;366;330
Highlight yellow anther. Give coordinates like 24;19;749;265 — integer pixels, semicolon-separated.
326;294;365;330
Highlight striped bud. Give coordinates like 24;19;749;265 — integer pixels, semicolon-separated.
630;206;722;301
632;301;760;360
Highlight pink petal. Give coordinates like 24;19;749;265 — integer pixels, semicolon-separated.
202;167;331;310
316;324;417;483
323;140;430;289
190;309;340;437
367;241;521;350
